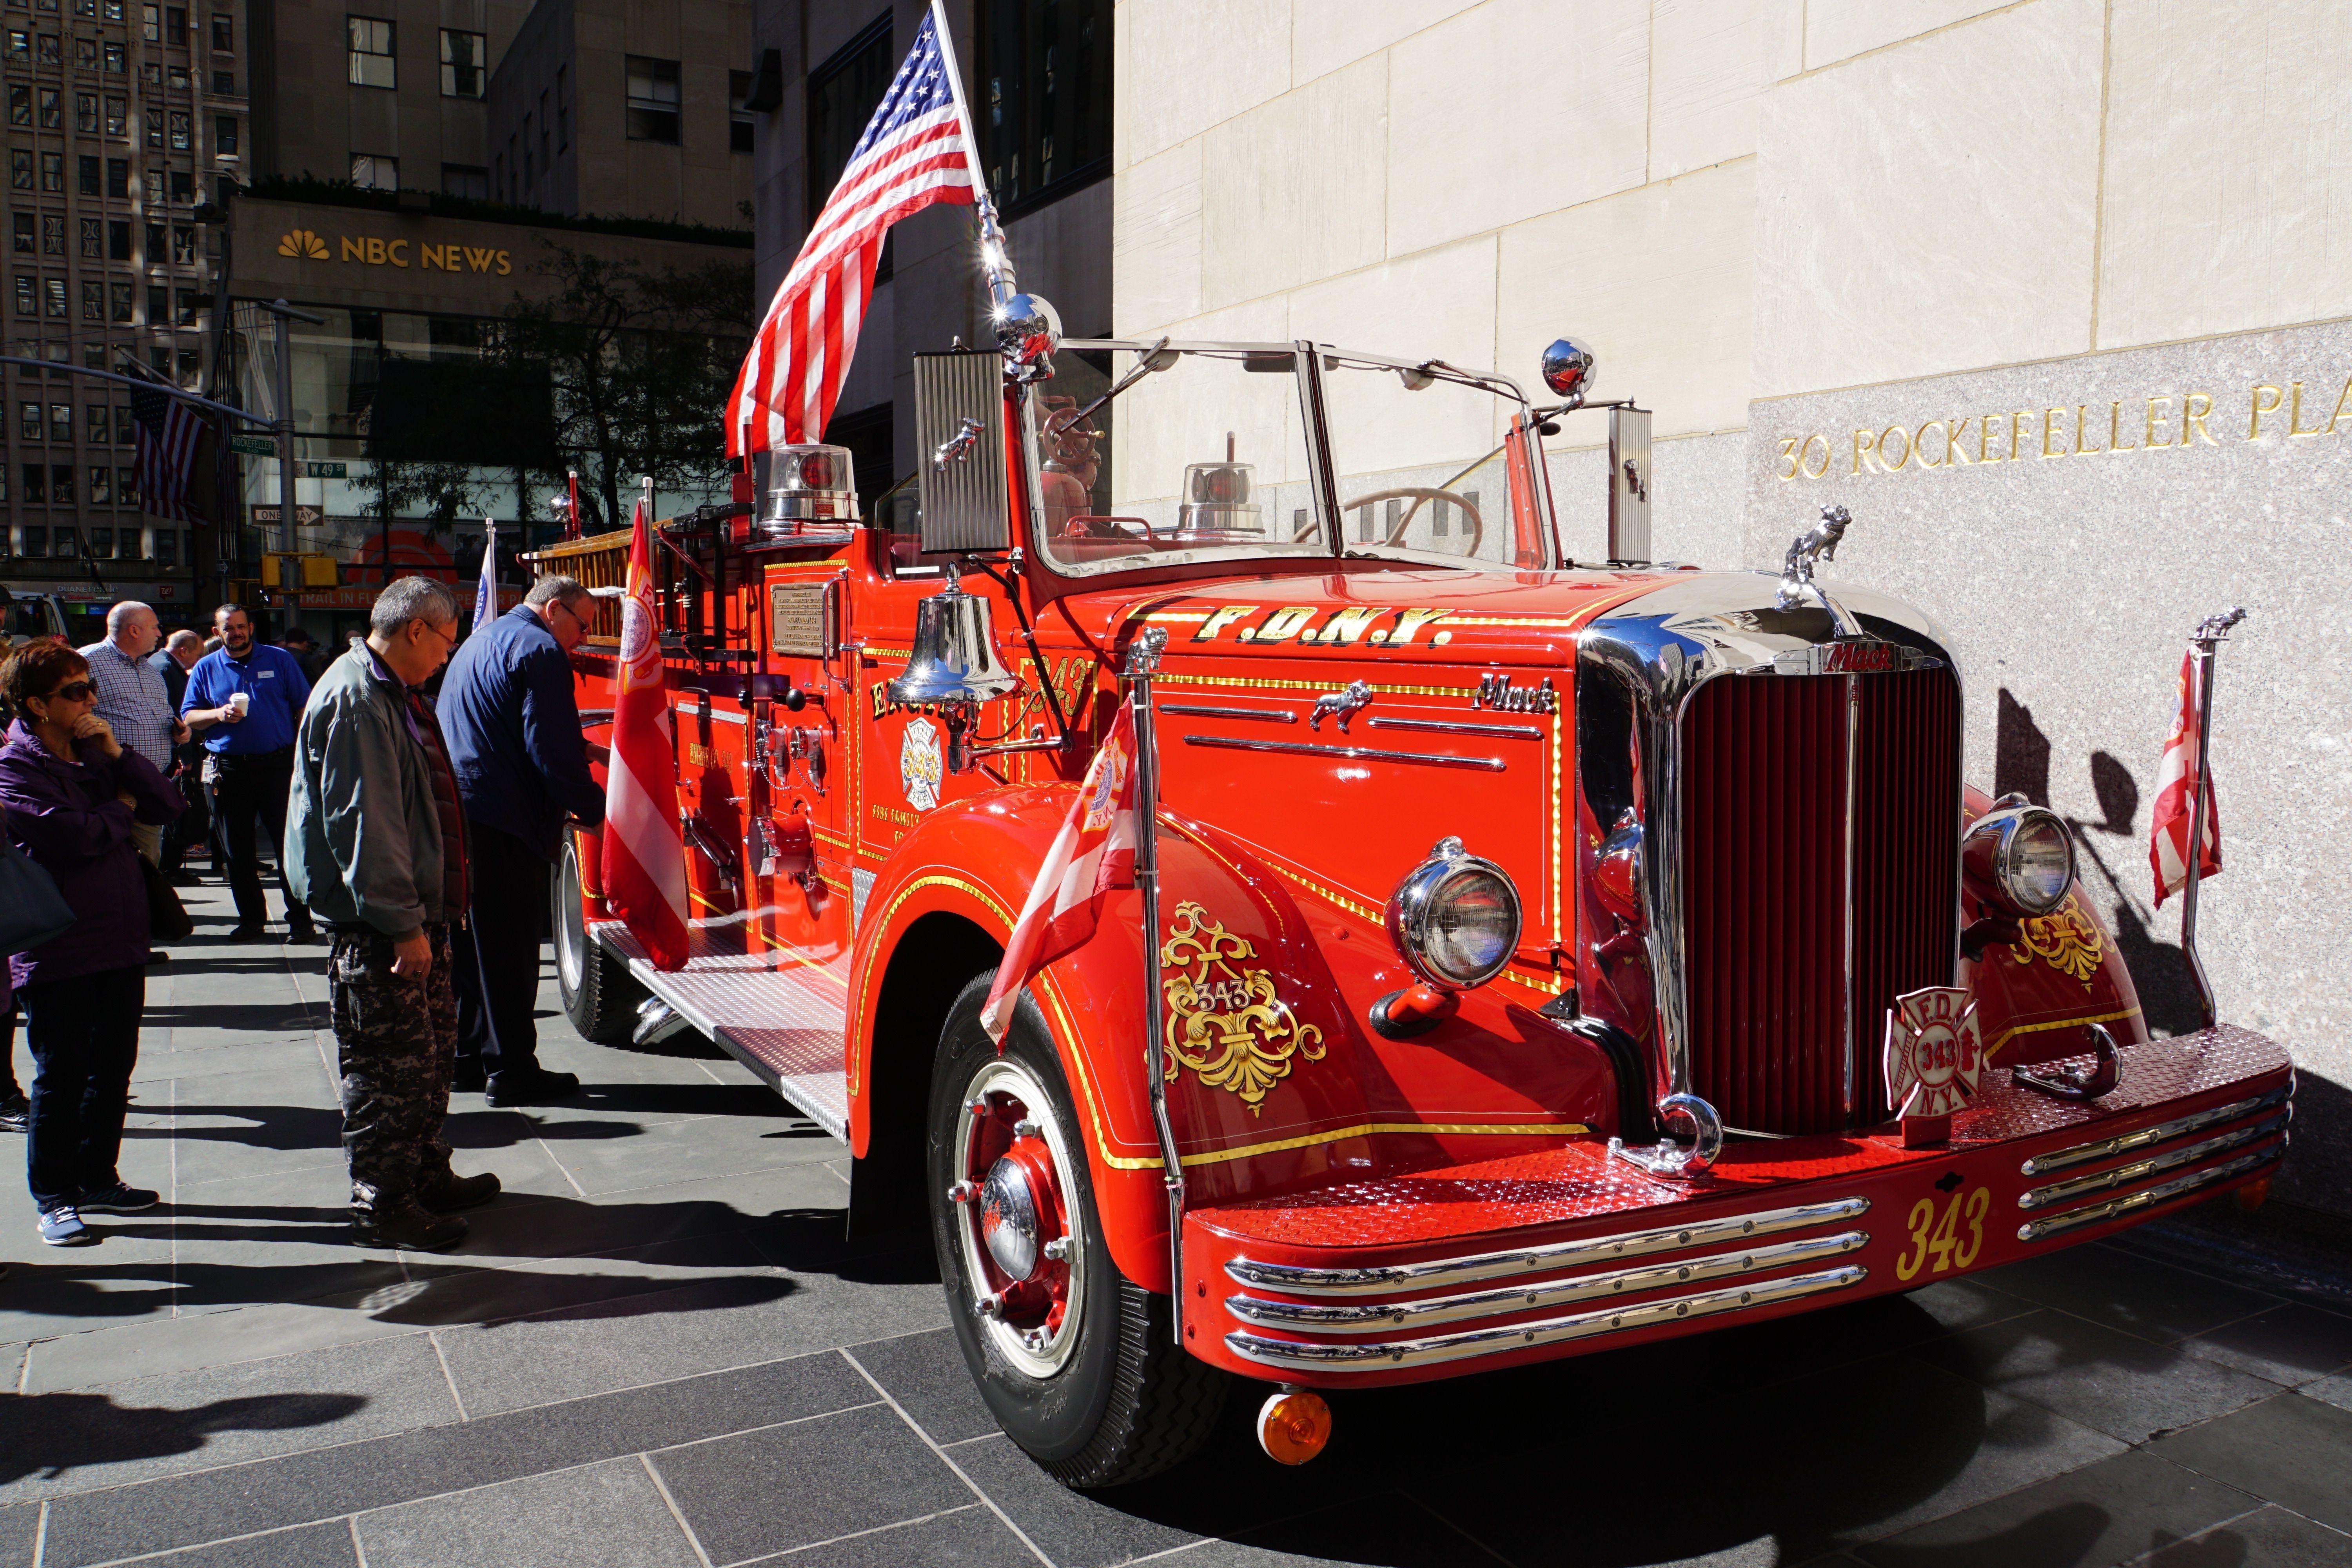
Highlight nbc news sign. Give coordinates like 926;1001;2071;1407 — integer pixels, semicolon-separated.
276;227;512;276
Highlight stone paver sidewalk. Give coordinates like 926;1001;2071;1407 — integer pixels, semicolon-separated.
3;883;2351;1567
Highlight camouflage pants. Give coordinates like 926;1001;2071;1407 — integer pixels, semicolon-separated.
327;924;457;1210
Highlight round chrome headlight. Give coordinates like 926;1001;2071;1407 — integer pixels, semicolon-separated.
1386;837;1523;990
1962;806;2076;917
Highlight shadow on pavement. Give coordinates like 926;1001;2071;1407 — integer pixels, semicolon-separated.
0;1390;369;1485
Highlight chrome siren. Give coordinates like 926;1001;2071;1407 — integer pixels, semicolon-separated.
759;443;860;537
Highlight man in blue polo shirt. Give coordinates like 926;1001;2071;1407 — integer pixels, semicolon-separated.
182;603;317;942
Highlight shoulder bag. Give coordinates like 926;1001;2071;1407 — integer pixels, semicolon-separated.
0;831;76;957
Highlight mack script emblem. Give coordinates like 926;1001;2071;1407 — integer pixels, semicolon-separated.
1472;673;1557;713
1160;903;1325;1115
1884;986;1985;1119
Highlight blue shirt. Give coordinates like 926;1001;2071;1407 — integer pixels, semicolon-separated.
182;642;312;755
436;605;603;859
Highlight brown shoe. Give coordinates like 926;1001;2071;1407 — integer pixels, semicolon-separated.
352;1198;468;1252
418;1170;501;1214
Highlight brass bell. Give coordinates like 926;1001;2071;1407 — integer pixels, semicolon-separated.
889;576;1020;708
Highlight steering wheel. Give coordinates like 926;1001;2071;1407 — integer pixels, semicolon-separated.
1350;487;1484;555
1060;514;1161;542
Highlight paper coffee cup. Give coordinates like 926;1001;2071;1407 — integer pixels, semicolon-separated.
229;691;250;717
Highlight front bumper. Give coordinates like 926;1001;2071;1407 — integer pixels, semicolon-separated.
1180;1024;2291;1387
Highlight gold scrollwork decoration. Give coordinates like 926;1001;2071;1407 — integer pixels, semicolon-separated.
1160;902;1325;1116
2013;894;2105;986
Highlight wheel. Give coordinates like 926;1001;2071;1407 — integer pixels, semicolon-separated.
553;830;645;1046
929;972;1225;1487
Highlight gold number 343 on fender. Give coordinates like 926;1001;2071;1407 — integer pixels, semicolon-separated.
1895;1187;1990;1281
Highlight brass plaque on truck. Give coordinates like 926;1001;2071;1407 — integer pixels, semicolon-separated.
770;584;831;658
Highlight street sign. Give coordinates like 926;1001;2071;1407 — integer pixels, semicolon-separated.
229;434;276;457
251;504;324;527
304;461;347;478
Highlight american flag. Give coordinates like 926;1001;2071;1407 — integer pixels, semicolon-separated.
129;383;205;523
726;6;978;455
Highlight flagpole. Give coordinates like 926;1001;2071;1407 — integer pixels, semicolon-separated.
927;0;1016;312
2179;606;2245;1032
1124;626;1183;1332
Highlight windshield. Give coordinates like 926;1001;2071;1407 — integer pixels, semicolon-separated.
1032;343;1332;577
1318;352;1551;570
1030;341;1555;577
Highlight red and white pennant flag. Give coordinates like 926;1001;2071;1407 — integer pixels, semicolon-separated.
980;707;1140;1043
600;497;691;971
2150;646;2221;907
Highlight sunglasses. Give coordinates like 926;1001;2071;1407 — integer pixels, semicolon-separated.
44;680;95;703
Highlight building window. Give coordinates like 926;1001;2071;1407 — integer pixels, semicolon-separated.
145;283;164;321
9;278;25;317
105;157;127;197
88;525;113;555
138;1;153;39
84;402;106;443
109;279;129;320
173;286;198;323
147;108;161;146
72;33;93;68
17;401;35;441
166;62;187;90
111;403;130;441
168;168;191;201
439;28;483;97
176;346;197;383
42;278;64;317
74;90;94;132
104;0;122;19
171;224;192;263
78;216;98;257
624;56;679;144
4;31;23;63
103;39;123;72
980;0;1112;209
104;95;124;136
730;71;753;154
808;21;891;218
78;279;100;319
72;0;93;15
144;167;162;202
440;163;486;201
39;151;62;192
7;214;26;253
214;114;235;155
211;69;231;94
152;524;174;564
7;150;27;190
145;220;163;258
35;31;55;64
40;214;62;254
347;17;395;89
107;220;127;259
46;401;67;441
36;85;57;128
209;10;226;49
162;4;182;44
5;85;24;127
168;109;189;150
349;152;396;191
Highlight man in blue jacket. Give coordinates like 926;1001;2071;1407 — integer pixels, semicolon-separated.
436;575;606;1105
181;604;316;942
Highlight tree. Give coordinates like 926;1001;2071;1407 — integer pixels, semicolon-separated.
494;243;753;533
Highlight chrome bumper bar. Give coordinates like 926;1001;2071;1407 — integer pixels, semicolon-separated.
2016;1144;2285;1244
2018;1111;2290;1212
2018;1082;2291;1177
1228;1264;1870;1372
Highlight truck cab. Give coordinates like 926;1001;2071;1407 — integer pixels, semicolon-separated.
536;315;2292;1488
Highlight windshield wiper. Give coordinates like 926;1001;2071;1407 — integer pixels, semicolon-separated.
1068;337;1174;427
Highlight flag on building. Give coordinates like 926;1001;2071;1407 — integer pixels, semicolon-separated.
2150;646;2221;906
129;384;205;523
599;497;691;970
726;6;978;455
474;518;497;631
980;706;1140;1043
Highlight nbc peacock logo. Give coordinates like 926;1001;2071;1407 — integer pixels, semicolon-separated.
277;229;329;260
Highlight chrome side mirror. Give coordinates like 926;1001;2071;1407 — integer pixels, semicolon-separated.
995;292;1062;384
1540;338;1596;407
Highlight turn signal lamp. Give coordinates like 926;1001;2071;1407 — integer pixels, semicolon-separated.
1256;1389;1332;1466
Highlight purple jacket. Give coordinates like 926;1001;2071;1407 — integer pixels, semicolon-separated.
0;717;183;990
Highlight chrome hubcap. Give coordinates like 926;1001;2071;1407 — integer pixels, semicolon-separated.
951;1058;1083;1376
554;843;584;994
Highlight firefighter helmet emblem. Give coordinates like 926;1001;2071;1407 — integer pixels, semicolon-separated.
1883;985;1985;1119
900;717;943;811
1160;903;1325;1116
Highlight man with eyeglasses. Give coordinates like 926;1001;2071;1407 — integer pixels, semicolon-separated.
434;573;607;1106
286;577;499;1251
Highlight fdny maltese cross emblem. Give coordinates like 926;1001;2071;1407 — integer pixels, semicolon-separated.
1160;903;1325;1116
1883;986;1984;1143
900;718;943;812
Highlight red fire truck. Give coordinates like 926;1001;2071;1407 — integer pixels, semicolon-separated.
529;307;2292;1488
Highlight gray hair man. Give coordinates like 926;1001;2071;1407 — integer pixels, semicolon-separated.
285;576;498;1250
434;573;608;1105
77;601;187;884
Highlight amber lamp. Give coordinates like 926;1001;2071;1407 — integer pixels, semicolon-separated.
1255;1389;1333;1466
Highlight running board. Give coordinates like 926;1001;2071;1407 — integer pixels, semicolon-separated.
591;920;851;1142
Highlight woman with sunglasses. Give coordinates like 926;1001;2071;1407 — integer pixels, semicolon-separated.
0;637;184;1246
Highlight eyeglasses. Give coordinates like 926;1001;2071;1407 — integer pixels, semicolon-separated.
415;619;458;651
44;680;95;702
546;597;588;632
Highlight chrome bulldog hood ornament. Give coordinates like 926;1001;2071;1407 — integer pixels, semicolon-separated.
1776;504;1853;612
